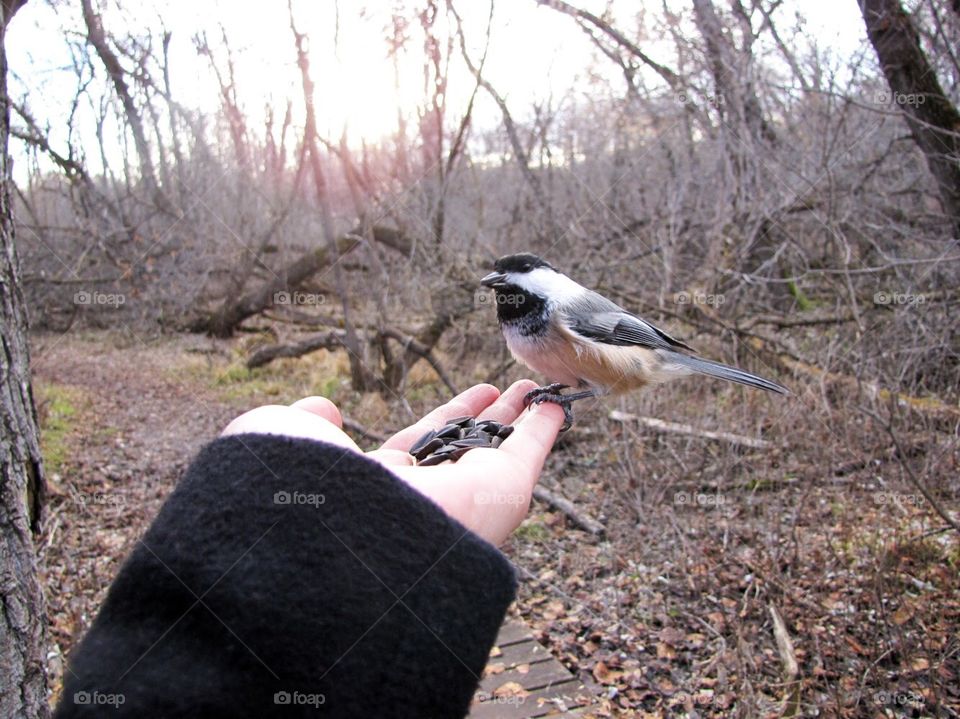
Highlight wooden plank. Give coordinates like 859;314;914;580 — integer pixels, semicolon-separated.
480;659;573;694
493;619;535;647
490;638;551;668
470;678;598;719
550;706;605;718
469;616;602;718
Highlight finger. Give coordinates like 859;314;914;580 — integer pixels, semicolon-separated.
222;405;362;452
476;379;539;425
463;400;564;478
380;384;500;451
290;396;343;427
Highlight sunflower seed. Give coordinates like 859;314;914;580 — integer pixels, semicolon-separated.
412;437;444;461
450;437;490;448
436;423;462;440
409;429;438;456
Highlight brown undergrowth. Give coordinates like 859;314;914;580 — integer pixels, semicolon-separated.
32;331;958;717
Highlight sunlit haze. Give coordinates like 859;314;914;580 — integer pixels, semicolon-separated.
7;0;866;176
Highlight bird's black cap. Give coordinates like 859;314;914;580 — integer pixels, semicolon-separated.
492;253;555;274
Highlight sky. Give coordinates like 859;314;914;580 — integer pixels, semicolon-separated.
5;0;868;176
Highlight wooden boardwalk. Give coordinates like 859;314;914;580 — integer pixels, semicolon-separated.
467;619;602;718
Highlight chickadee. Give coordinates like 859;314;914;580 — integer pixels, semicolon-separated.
481;253;788;429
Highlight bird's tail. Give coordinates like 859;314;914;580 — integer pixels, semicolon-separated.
665;353;789;395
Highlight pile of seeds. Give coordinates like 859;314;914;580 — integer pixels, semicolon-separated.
409;416;515;465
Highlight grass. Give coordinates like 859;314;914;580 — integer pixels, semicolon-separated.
34;383;86;475
170;349;350;405
514;519;551;543
166;341;452;437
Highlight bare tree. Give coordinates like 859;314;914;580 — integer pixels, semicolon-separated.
0;1;50;716
289;3;376;390
861;0;960;237
80;0;173;214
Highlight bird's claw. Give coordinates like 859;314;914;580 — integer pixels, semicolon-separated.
523;385;575;432
522;383;569;408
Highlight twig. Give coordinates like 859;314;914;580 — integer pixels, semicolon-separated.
768;604;799;680
532;485;605;536
750;338;960;421
245;332;346;368
609;410;773;449
483;357;516;386
859;406;960;534
738;310;859;330
341;417;388;444
377;328;459;395
768;603;802;718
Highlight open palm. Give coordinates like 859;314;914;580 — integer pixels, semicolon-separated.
222;381;565;545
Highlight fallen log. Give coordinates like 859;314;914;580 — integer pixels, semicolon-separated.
747;337;960;420
246;332;346;368
193;225;412;338
609;410;773;449
532;485;605;536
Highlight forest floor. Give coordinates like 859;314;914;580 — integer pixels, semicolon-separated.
32;330;959;718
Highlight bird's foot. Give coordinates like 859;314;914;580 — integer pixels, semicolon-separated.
523;385;594;433
522;383;569;408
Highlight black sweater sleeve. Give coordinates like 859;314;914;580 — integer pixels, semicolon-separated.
54;435;517;719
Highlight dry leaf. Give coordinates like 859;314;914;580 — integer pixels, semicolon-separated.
892;604;914;625
656;642;677;659
493;681;529;698
593;661;624;683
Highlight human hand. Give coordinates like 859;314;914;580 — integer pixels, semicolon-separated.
221;381;565;545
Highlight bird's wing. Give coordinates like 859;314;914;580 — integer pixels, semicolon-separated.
559;291;694;352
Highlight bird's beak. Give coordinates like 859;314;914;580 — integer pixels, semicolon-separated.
480;271;507;288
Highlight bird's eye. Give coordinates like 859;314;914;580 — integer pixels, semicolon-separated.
521;263;531;271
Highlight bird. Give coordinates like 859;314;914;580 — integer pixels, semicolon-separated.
480;252;788;430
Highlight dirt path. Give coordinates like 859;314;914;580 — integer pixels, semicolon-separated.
31;332;239;694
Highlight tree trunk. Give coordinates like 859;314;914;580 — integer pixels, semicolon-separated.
80;0;173;215
191;225;412;338
0;1;50;716
290;8;377;391
861;0;960;237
